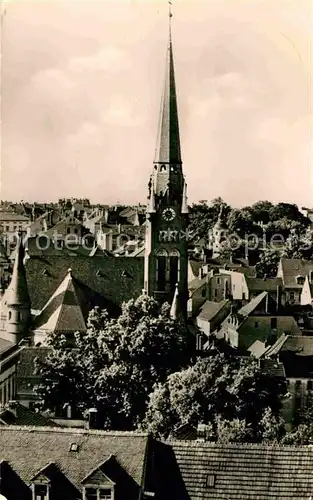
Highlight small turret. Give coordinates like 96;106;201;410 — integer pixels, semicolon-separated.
147;179;156;215
170;283;180;320
4;235;31;343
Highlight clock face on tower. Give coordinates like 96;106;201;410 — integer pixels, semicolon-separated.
162;208;176;222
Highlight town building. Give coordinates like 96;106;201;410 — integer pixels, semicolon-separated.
0;426;313;500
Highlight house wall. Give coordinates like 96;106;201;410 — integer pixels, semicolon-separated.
238;316;301;351
188;285;206;318
285;289;302;306
300;279;312;306
0;363;17;406
220;270;249;301
196;303;231;337
208;274;231;302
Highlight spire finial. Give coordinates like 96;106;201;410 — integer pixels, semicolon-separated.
168;1;173;41
168;1;173;19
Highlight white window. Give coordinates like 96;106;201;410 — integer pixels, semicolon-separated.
33;484;49;500
84;488;113;500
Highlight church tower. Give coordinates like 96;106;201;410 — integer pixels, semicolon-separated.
144;11;189;316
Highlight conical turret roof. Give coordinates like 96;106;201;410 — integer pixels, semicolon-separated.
5;236;30;307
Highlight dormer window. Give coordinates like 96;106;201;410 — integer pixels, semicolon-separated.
32;484;49;500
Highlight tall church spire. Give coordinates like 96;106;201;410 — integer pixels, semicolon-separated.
154;7;181;165
144;6;188;319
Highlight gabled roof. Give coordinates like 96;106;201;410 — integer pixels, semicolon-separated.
0;212;29;222
279;258;313;288
32;269;87;335
263;333;289;357
0;402;57;427
0;427;149;492
171;440;313;500
237;291;268;317
197;300;230;322
248;340;266;359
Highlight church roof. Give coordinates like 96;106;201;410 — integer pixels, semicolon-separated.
32;269;87;335
25;255;144;313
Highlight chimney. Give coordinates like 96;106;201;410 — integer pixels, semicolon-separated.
87;408;98;429
66;404;72;420
197;423;210;442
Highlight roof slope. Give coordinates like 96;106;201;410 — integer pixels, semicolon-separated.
246;277;283;291
197;300;230;322
0;427;149;491
171;440;313;500
279;258;313;288
25;255;144;311
238;291;267;316
33;269;87;334
0;403;57;427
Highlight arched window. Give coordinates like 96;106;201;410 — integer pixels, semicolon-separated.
8;311;12;320
156;249;168;291
169;249;180;289
160;164;166;172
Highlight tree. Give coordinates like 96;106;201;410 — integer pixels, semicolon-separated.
35;295;191;429
227;208;261;239
250;201;274;225
189;198;231;242
282;229;313;260
255;248;281;278
142;355;286;441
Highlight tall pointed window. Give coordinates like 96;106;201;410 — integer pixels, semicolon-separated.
169;249;180;289
156;249;168;291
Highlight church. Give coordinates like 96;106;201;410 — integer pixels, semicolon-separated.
0;13;190;405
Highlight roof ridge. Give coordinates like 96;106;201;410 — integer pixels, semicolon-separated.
0;425;150;437
167;439;313;450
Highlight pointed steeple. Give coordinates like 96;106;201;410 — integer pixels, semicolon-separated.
170;283;180;320
4;234;31;342
5;235;30;308
154;13;181;165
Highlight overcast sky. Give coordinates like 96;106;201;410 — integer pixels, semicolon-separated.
1;0;312;207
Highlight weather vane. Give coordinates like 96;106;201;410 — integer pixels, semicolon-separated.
168;1;173;18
